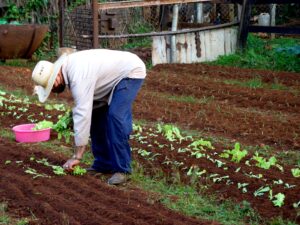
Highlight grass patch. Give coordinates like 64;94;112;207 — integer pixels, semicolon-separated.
0;59;36;68
224;77;291;91
209;34;300;73
275;150;300;167
159;93;214;104
0;202;30;225
0;128;15;141
0;85;26;97
0;203;10;225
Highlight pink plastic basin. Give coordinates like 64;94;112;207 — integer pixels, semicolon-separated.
12;124;51;143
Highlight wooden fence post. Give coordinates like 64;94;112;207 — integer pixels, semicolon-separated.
59;0;65;47
237;0;252;50
92;0;99;48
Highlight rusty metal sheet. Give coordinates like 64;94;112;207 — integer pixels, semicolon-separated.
0;24;48;60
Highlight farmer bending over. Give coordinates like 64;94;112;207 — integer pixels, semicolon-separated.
32;49;146;185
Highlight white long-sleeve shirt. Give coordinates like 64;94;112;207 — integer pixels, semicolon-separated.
61;49;146;146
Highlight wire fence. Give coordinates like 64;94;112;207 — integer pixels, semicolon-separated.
2;1;299;51
61;1;299;51
63;2;240;50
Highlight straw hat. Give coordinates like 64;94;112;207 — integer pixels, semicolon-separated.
32;54;67;103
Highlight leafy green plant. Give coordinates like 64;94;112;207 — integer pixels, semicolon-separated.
35;158;66;176
252;153;277;169
45;103;66;111
157;124;184;142
189;139;214;151
293;201;300;209
188;139;214;159
24;167;50;179
272;193;285;207
220;142;248;163
36;158;50;166
137;149;151;157
4;0;49;24
132;123;143;133
32;120;53;130
53;111;73;143
72;166;87;176
291;168;300;178
4;160;11;165
52;165;66;176
254;186;270;197
187;166;206;177
237;183;249;193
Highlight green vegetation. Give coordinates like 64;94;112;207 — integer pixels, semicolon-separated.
32;120;53;130
131;162;297;225
0;128;15;141
1;48;299;223
0;60;37;68
72;166;87;176
3;0;50;24
0;202;30;225
210;34;300;73
52;110;74;144
121;8;153;50
0;119;297;225
153;92;215;105
122;20;153;49
220;142;248;163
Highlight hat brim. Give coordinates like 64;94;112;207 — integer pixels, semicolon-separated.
34;54;67;103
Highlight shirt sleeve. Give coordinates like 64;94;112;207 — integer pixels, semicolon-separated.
70;78;95;146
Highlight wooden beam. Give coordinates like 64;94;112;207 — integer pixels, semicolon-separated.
97;0;212;10
97;0;299;11
81;22;239;39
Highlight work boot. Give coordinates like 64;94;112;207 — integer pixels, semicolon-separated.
107;172;127;185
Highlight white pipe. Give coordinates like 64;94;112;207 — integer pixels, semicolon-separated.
270;4;276;38
270;4;276;26
170;4;179;63
196;3;203;23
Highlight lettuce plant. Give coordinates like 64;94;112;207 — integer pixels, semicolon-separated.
220;142;247;163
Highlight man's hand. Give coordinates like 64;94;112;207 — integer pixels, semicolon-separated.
63;158;80;171
63;145;86;171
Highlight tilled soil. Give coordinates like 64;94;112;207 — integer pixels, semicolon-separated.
0;63;300;224
134;64;300;151
0;138;215;225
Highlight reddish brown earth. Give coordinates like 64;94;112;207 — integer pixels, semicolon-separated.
0;63;300;224
0;138;215;225
136;64;300;151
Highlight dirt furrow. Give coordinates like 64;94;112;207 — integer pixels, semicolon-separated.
134;94;300;150
0;139;213;225
145;72;300;113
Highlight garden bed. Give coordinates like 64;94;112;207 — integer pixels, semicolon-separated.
0;63;299;224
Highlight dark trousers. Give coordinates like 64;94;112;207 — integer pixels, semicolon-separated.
90;78;144;173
